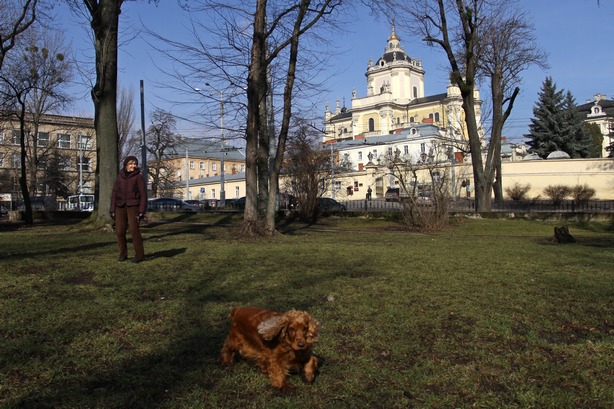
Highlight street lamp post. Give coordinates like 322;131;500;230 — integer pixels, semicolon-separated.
196;83;226;207
218;90;225;207
185;146;190;200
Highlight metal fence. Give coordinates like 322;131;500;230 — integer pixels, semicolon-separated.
338;198;614;214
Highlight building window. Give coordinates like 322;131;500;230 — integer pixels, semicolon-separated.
404;145;409;155
0;153;4;167
240;164;245;172
420;143;426;153
413;87;417;98
397;117;400;124
211;189;216;199
78;135;91;150
212;163;217;171
358;151;363;160
38;132;50;147
199;161;205;170
61;157;72;171
434;112;440;122
11;130;20;145
368;118;375;132
235;186;240;198
57;134;71;149
12;153;20;168
372;149;377;159
189;160;194;169
388;147;393;156
79;156;91;171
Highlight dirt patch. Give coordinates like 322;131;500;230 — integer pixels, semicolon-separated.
65;271;101;286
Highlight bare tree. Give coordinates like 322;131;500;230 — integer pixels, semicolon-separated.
143;108;181;198
117;85;138;159
385;143;452;230
281;121;331;222
0;26;72;224
0;0;40;70
146;0;345;236
66;0;166;224
378;0;504;212
246;0;343;236
476;4;547;202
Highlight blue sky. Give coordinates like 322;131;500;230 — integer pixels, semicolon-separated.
58;0;614;142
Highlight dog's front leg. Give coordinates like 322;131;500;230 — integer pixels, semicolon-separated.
267;360;292;389
302;355;318;384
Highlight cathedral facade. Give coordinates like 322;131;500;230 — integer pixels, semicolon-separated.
323;26;483;148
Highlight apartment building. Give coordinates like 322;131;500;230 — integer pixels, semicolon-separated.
0;113;96;206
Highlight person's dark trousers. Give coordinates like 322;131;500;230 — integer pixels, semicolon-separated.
115;205;145;261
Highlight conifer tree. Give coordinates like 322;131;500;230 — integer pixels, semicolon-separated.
525;77;565;157
526;77;592;158
561;91;591;158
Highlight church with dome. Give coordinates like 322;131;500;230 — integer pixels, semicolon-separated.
323;25;483;148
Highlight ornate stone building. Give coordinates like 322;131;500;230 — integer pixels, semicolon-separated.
323;25;483;147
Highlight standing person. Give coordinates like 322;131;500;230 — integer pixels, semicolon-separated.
110;156;147;263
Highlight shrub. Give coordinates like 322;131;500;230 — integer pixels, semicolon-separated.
571;184;596;205
505;182;531;201
543;185;572;206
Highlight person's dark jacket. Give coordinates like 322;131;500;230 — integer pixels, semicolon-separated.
110;168;147;214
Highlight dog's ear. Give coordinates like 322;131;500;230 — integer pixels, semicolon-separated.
307;316;320;342
258;315;287;340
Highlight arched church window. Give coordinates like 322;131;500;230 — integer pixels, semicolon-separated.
413;87;417;98
434;112;440;122
369;118;375;132
409;116;415;123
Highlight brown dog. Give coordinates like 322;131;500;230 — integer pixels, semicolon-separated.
219;306;320;389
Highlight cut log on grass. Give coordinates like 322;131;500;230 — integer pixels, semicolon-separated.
553;225;576;244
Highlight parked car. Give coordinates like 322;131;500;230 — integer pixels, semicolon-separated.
225;196;246;210
185;199;208;210
385;188;402;202
416;192;433;205
317;197;346;212
147;198;198;213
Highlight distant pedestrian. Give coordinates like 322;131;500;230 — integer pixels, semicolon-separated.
110;156;147;263
366;186;372;200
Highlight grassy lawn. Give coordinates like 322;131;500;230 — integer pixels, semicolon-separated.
1;215;613;408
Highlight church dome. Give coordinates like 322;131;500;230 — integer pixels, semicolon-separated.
374;25;411;67
546;150;571;159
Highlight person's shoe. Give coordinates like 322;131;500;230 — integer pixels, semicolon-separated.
118;255;128;262
131;258;144;264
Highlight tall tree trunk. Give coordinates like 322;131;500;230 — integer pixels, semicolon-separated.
244;0;267;235
264;0;309;235
257;91;269;218
19;103;33;224
89;0;121;222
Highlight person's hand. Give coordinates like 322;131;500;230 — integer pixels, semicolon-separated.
110;212;115;220
138;213;145;222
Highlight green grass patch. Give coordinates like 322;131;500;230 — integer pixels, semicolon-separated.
1;216;612;408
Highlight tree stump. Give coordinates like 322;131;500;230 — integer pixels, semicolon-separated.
553;225;575;244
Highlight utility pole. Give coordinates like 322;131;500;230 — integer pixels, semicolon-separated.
140;80;148;187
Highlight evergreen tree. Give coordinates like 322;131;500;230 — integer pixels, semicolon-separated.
561;91;591;158
526;77;593;158
525;77;565;157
